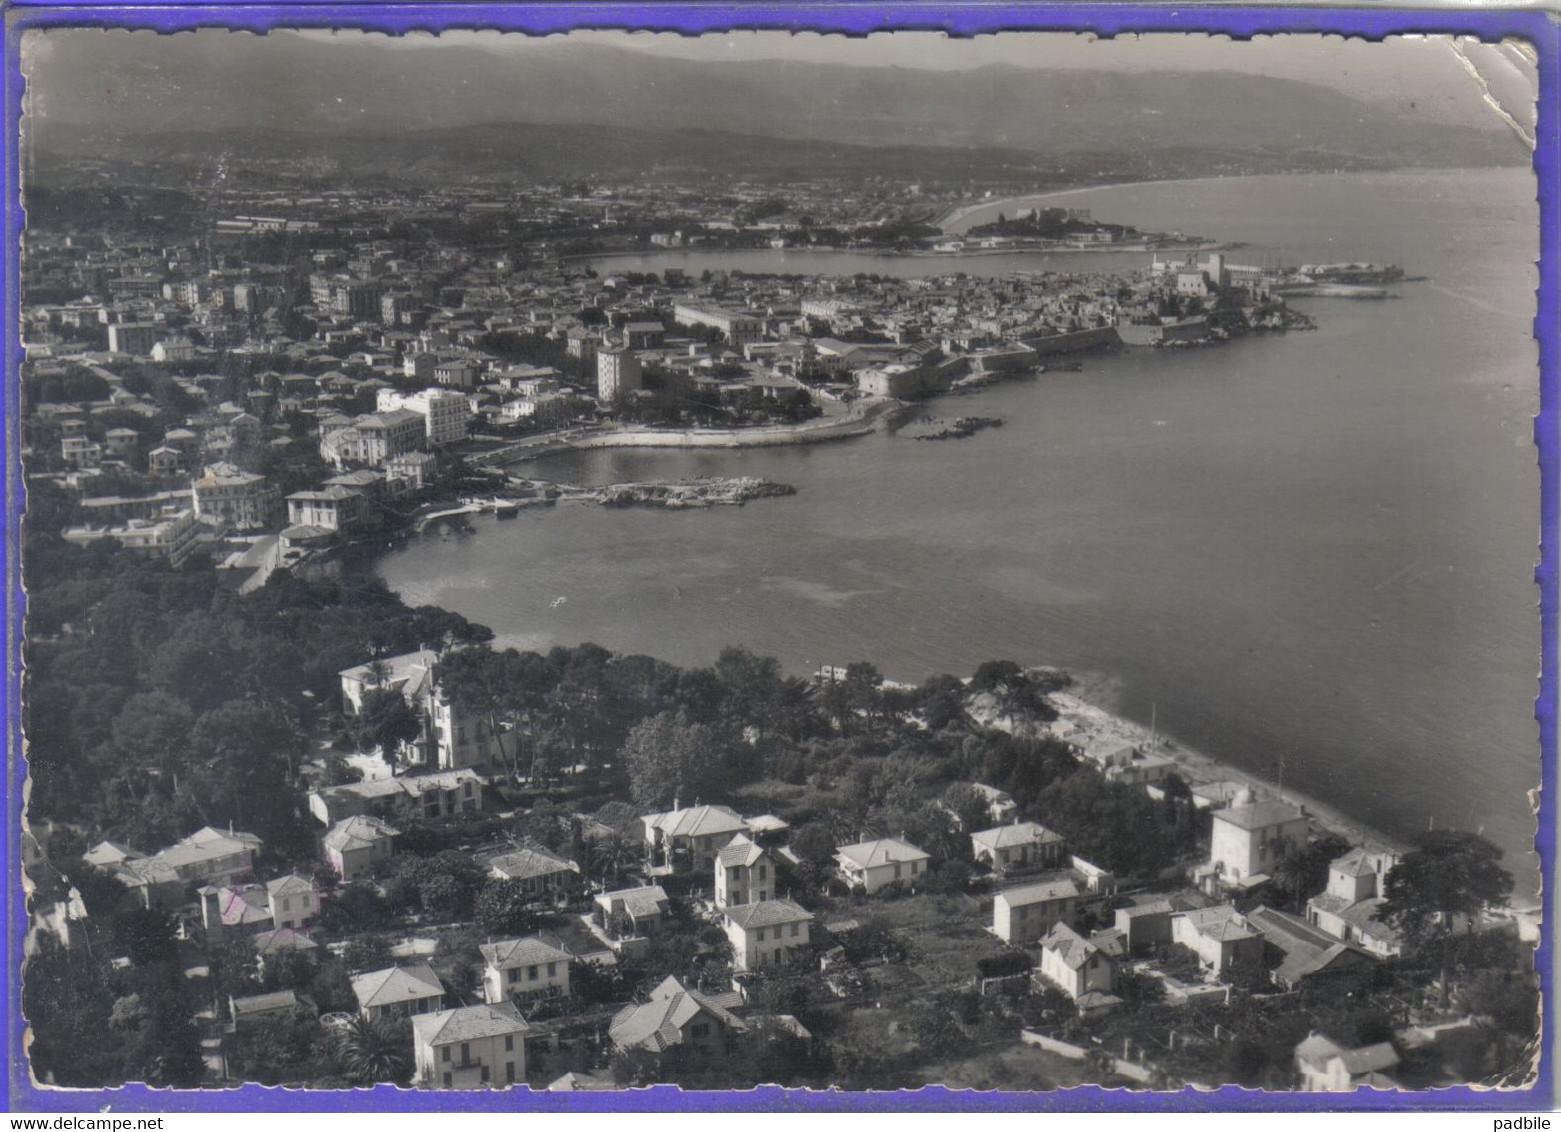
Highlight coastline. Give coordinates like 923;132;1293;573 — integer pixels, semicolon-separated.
1041;675;1409;857
936;175;1232;232
574;239;1234;265
903;241;1235;258
933;165;1521;234
387;166;1537;891
438;419;1415;858
485;397;904;464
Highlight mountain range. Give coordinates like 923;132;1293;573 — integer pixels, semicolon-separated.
25;32;1524;183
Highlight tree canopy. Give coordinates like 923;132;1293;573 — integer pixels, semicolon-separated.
1382;830;1514;953
622;710;728;809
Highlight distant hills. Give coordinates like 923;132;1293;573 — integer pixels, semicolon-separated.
25;32;1524;183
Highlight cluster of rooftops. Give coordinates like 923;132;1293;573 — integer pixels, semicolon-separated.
65;747;1418;1090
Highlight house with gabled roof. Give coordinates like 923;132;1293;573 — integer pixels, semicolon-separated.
479;937;573;1004
309;767;486;826
595;884;670;936
339;649;440;715
970;821;1067;876
266;874;320;929
198;883;272;937
111;825;263;909
1246;905;1377;990
252;928;319;979
1190;779;1249;810
339;648;505;774
1205;790;1308;890
230;989;302;1029
412;1001;529;1090
149;826;263;886
352;963;446;1023
337;648;504;772
1114;899;1176;954
993;876;1079;945
84;841;144;869
109;856;185;910
608;975;746;1058
1170;904;1264;974
1294;1033;1401;1091
323;815;398;882
723;898;812;973
970;783;1019;824
642;802;749;874
1037;922;1118;1006
484;845;580;901
834;836;930;895
714;834;775;909
1305;848;1403;958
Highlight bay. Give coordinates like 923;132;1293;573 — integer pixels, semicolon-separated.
379;168;1541;893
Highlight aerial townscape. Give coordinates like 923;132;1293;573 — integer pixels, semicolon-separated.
15;28;1540;1099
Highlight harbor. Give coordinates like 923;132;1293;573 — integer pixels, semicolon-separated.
381;168;1538;889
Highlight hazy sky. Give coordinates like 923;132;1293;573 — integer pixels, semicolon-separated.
22;26;1536;138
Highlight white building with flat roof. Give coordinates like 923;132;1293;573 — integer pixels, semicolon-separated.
596;346;642;403
376;387;472;447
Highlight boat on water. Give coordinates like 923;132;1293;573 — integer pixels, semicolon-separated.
912;415;1004;441
1282;283;1393;299
1268;261;1407;299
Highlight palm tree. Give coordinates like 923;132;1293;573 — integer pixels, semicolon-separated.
331;1014;411;1085
1267;836;1318;913
365;658;392;690
589;831;632;888
1271;834;1351;912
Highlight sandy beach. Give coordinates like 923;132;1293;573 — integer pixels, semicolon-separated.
936;175;1233;232
1042;671;1409;856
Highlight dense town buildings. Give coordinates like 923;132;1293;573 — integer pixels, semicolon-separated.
17;163;1530;1096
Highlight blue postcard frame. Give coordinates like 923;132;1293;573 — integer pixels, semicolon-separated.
1;0;1555;1113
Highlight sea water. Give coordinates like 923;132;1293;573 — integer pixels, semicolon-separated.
379;168;1541;892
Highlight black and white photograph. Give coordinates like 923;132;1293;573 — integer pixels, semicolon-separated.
12;23;1546;1098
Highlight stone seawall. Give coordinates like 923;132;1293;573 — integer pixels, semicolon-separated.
568;400;897;451
1021;325;1123;356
